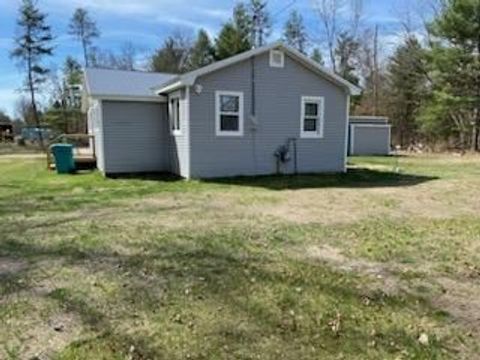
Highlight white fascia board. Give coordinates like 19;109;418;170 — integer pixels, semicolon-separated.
91;94;167;103
350;115;389;120
351;124;392;128
153;80;184;94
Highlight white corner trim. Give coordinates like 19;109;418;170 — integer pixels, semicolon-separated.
185;86;191;179
97;100;106;174
269;49;285;68
344;95;351;172
300;96;325;139
215;91;244;137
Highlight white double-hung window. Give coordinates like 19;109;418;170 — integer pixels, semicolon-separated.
300;96;324;138
215;91;244;136
169;95;181;135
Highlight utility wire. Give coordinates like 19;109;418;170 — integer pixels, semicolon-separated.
271;0;297;20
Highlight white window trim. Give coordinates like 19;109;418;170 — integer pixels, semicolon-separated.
215;91;244;137
300;96;325;139
269;49;285;68
168;93;182;136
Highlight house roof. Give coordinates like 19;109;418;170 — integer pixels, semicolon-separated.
83;42;362;103
153;41;362;96
84;68;175;100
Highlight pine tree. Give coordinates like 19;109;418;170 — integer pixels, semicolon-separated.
188;29;215;70
311;48;324;65
233;2;253;47
151;35;191;74
424;0;480;151
335;32;360;85
44;56;85;134
11;0;53;148
283;10;308;54
64;57;83;86
215;22;252;60
69;8;100;67
386;37;427;147
249;0;271;47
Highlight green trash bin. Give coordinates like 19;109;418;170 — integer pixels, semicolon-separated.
50;144;75;174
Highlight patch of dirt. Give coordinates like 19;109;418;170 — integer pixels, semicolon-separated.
0;153;45;160
108;194;254;231
0;257;27;276
434;277;480;334
253;188;385;225
304;245;403;295
302;245;480;337
19;312;85;360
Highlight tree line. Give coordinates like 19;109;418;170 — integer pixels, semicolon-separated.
8;0;480;151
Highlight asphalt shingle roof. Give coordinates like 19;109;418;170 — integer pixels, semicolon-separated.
84;68;175;98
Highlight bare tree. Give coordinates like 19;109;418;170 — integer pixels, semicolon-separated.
249;0;271;47
150;30;193;74
313;0;363;72
350;0;363;37
15;96;36;125
88;42;141;71
313;0;343;72
117;42;137;71
373;24;379;115
355;26;388;116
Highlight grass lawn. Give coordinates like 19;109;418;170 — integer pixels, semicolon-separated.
1;153;480;359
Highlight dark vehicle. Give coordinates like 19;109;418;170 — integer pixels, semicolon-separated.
0;123;14;142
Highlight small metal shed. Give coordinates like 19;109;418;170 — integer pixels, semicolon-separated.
349;116;391;156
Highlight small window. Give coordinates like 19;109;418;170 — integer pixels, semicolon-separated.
301;96;324;138
169;96;181;135
215;91;244;136
270;50;284;68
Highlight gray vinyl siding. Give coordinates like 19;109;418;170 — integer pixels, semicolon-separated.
188;52;349;178
350;124;391;155
101;101;169;174
166;89;190;178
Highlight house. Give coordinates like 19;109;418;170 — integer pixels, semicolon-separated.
83;41;361;179
349;116;391;156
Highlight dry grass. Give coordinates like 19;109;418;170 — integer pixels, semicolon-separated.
1;154;480;359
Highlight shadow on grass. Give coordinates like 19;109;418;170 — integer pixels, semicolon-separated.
0;235;447;360
106;172;183;182
204;168;438;191
105;167;437;191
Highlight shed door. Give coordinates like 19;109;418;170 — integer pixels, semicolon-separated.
102;101;169;174
350;124;391;156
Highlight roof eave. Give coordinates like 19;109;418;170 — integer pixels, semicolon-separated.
153;77;195;94
153;41;362;96
89;94;167;102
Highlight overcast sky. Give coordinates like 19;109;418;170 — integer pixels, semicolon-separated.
0;0;427;118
